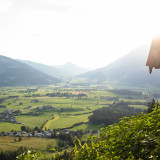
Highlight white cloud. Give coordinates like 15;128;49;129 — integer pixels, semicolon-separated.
0;0;13;13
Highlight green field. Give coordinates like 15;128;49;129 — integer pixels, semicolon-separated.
0;136;58;158
0;122;22;132
69;123;98;131
0;85;151;133
44;113;92;129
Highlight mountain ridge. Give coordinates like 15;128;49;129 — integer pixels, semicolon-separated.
0;55;61;86
75;44;160;87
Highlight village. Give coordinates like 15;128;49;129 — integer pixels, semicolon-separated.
0;127;99;139
0;109;21;123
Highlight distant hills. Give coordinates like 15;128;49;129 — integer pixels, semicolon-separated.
21;60;90;78
1;43;160;87
53;62;90;76
75;44;160;87
20;60;67;79
0;55;60;86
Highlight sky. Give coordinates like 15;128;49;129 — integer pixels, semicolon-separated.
0;0;160;69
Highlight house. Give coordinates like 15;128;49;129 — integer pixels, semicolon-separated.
9;132;14;136
46;133;51;138
26;133;33;137
31;99;39;103
16;131;22;137
63;129;69;134
35;133;44;137
2;132;8;136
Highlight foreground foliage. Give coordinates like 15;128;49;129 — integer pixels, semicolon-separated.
74;107;160;160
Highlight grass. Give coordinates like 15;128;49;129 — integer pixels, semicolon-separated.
45;113;92;129
16;114;53;128
69;123;98;131
42;115;59;130
0;136;57;157
0;122;22;132
129;105;148;110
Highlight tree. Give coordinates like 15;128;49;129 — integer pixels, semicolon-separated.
147;99;156;113
18;137;21;142
21;126;26;131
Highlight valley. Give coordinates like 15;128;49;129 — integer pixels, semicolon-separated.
0;83;155;158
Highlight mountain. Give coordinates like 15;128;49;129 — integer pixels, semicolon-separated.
20;61;89;78
20;60;67;79
0;55;61;86
54;62;90;76
76;44;160;87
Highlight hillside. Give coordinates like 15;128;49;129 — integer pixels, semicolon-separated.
20;60;67;79
76;44;160;87
73;107;160;159
0;55;61;86
54;62;90;76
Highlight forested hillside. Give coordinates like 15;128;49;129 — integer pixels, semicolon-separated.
89;102;143;125
0;55;61;86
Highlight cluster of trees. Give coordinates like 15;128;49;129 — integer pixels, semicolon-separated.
0;98;6;103
89;102;143;125
0;96;19;104
46;92;87;99
0;147;26;160
109;89;143;96
46;92;75;98
0;105;6;108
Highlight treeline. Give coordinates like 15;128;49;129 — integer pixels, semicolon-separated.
46;92;87;98
112;100;147;106
0;96;19;104
46;92;75;98
0;147;26;160
89;102;143;125
109;89;142;96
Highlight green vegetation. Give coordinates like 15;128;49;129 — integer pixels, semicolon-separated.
0;137;58;159
0;86;152;133
0;55;60;86
45;114;91;130
89;101;143;125
69;123;98;131
0;122;22;132
73;106;160;159
0;85;157;159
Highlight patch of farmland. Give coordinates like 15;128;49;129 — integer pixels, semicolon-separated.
0;122;22;132
16;113;53;128
44;113;91;129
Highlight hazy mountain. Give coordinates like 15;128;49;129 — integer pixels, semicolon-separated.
20;60;67;79
76;44;160;87
0;55;61;86
54;62;90;76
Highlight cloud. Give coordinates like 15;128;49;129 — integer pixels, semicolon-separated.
14;0;68;12
0;0;13;13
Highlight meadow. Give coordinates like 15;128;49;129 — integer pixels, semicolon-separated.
0;84;151;132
